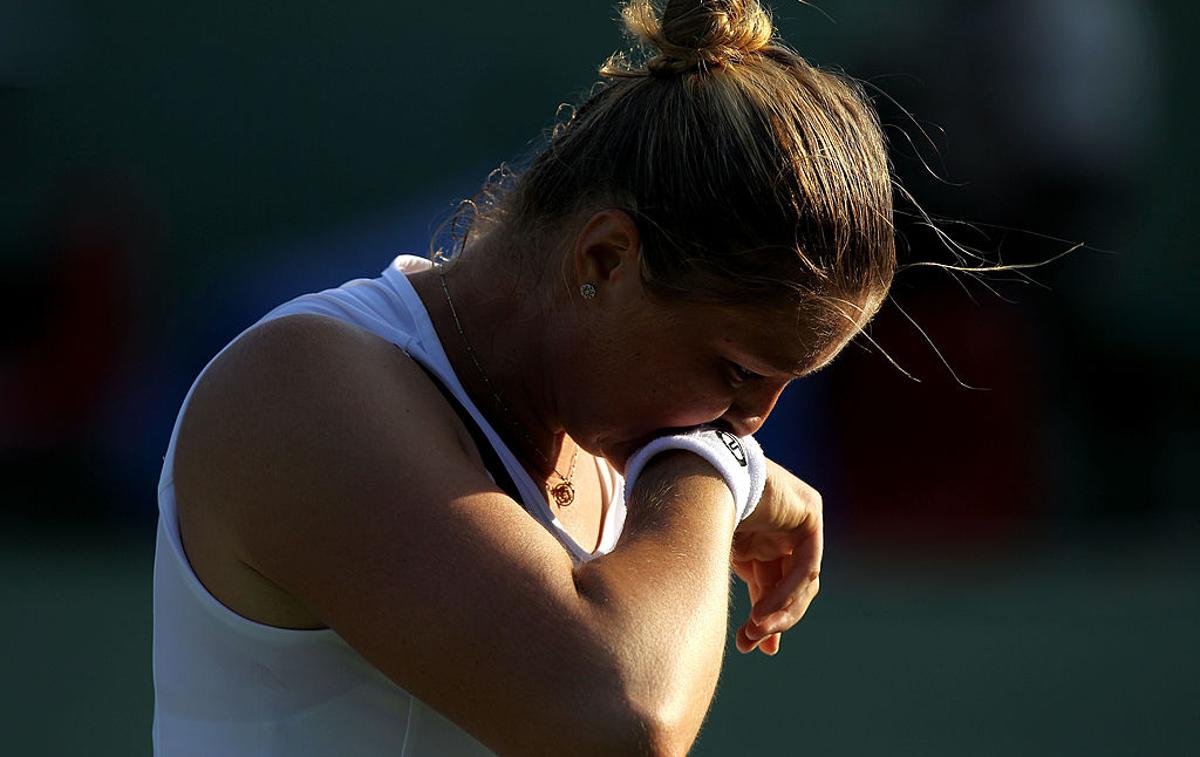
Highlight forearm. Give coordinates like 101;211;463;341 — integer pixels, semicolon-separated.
572;452;737;752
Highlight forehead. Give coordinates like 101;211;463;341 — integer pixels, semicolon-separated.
689;296;871;376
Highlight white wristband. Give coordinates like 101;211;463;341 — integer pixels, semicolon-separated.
623;427;766;524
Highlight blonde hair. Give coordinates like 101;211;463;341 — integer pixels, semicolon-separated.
456;0;896;342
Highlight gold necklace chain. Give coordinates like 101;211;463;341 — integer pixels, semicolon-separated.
435;261;578;507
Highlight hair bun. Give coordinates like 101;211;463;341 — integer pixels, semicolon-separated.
622;0;775;76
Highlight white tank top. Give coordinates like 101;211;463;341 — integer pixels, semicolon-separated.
152;254;627;756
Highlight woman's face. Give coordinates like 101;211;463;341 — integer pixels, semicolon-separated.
550;209;865;470
555;289;853;472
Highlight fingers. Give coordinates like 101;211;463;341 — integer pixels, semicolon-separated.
733;530;797;562
734;559;783;655
752;569;821;636
735;622;757;653
739;604;781;654
731;559;757;586
750;521;823;628
753;556;783;589
731;475;826;655
735;614;779;656
736;621;781;655
733;560;766;654
733;557;817;656
760;633;780;655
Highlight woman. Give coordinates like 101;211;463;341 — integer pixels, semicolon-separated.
152;0;894;753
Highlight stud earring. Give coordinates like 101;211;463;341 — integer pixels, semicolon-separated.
579;283;597;300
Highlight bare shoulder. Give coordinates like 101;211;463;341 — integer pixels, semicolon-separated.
180;311;466;451
173;312;478;628
173;311;617;751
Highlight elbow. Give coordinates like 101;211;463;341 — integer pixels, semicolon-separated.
568;576;715;755
630;708;700;757
592;662;708;756
579;699;696;757
556;660;700;756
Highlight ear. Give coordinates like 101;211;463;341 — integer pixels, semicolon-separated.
571;209;642;292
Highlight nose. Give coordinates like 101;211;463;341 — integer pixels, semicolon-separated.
718;379;789;437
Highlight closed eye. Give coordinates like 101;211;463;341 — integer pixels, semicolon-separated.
726;361;764;387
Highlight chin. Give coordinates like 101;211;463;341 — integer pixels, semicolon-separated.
606;451;631;476
592;427;680;476
591;437;632;475
600;436;663;475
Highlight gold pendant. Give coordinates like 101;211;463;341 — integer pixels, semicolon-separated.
550;480;575;507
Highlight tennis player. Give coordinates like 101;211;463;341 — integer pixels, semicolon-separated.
152;1;895;753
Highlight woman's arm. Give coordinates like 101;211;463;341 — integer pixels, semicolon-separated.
177;313;736;756
573;449;736;751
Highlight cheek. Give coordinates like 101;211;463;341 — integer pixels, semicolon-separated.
571;325;728;431
618;368;730;429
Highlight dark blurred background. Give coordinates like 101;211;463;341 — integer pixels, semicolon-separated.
2;1;1197;754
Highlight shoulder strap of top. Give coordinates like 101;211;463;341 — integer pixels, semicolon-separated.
407;349;523;503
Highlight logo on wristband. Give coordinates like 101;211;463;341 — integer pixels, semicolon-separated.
713;429;747;467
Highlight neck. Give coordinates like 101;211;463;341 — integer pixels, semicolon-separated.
409;241;573;481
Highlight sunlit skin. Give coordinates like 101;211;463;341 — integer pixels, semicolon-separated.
409;208;867;655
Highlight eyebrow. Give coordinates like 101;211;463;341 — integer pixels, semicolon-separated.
726;337;818;379
759;343;812;374
748;353;811;380
775;350;834;379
